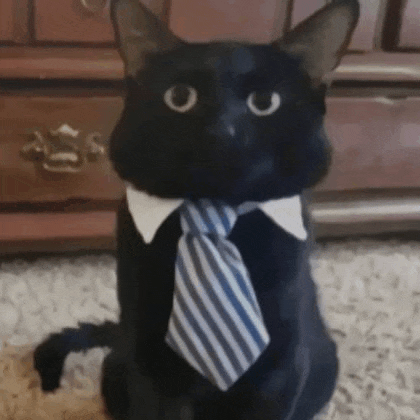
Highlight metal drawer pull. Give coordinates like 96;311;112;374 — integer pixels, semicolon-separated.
20;124;106;173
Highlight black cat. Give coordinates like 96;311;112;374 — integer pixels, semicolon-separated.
34;1;359;419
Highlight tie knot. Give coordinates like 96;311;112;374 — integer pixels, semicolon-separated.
180;199;237;237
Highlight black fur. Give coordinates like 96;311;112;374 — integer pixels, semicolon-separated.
34;1;359;419
111;44;330;205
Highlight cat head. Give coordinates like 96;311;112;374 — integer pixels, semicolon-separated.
110;0;359;204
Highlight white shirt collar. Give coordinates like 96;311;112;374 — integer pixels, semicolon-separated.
126;184;308;243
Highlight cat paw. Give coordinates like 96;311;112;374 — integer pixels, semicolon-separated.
33;336;67;391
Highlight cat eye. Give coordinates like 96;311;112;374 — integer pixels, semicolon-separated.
164;84;198;113
247;92;281;116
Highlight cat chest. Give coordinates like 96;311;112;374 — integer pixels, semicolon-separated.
135;209;305;330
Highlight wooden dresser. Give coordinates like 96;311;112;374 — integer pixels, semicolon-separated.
1;0;420;254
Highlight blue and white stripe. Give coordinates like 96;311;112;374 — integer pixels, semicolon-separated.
165;199;270;391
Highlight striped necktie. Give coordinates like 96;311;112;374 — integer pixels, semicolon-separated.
165;199;270;391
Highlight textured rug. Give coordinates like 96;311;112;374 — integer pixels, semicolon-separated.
0;239;419;420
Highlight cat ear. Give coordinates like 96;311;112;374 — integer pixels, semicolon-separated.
111;0;182;77
275;0;359;85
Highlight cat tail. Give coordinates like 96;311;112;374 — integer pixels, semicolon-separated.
34;320;119;391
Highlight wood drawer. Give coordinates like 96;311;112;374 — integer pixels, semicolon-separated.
34;0;115;44
0;0;14;41
169;0;287;43
2;94;419;203
34;0;167;44
171;0;387;50
0;94;124;204
1;92;420;252
319;96;420;192
399;0;420;49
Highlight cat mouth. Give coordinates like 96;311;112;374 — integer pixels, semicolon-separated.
114;147;330;202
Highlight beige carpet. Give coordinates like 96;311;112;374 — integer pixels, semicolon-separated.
1;239;420;420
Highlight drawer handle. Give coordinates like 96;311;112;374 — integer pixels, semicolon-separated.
20;124;106;174
80;0;109;13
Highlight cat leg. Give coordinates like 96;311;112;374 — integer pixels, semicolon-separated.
101;350;155;420
102;350;194;420
192;389;285;420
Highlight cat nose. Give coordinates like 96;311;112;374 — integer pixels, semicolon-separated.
207;113;241;141
207;100;247;141
207;122;239;143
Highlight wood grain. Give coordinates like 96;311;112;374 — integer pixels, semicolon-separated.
0;0;15;41
2;91;420;205
398;0;420;50
2;48;420;83
0;211;115;241
1;195;419;255
33;0;170;44
330;52;420;83
1;0;420;253
311;197;420;238
0;47;123;79
169;0;289;43
0;211;116;254
0;0;30;43
320;96;420;192
34;0;114;44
